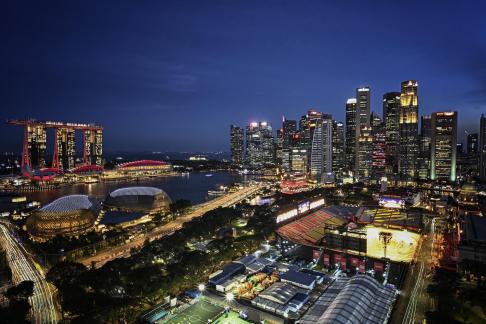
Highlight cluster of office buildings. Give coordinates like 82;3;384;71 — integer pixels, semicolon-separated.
230;80;486;184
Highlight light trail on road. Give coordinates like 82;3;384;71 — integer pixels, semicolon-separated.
79;184;264;267
0;224;58;324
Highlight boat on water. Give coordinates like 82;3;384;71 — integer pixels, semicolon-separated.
208;190;225;196
205;174;213;177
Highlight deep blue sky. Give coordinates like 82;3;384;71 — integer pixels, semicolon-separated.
1;0;486;153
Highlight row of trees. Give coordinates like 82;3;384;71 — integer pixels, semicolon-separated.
0;280;34;323
47;203;274;323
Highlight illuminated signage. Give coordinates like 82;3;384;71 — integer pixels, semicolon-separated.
276;198;325;223
379;197;405;209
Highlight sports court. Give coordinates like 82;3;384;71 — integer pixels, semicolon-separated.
213;311;252;324
163;300;223;324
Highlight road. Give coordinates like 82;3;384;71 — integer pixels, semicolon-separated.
0;224;58;323
79;184;264;268
392;217;436;324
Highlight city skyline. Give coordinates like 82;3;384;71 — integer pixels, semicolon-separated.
1;1;486;152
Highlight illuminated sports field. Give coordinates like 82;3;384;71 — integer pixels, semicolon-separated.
163;300;223;324
366;226;420;263
213;311;252;324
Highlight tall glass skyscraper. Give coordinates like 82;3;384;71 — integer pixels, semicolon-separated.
430;111;457;182
245;122;274;169
355;87;371;178
230;125;244;167
399;80;419;179
345;98;357;174
383;92;400;176
332;120;345;178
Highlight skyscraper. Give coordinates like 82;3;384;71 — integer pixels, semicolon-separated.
275;128;284;166
245;122;274;169
467;133;478;154
345;98;357;174
418;115;432;180
84;129;103;166
371;112;385;182
399;80;419;179
355;87;371;177
56;127;76;170
430;111;457;182
282;118;297;149
357;126;373;180
27;124;47;168
304;110;332;180
230;125;244;167
383;92;400;175
332;120;345;178
479;115;486;181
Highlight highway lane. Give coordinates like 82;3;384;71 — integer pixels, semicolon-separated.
78;184;264;268
0;224;58;324
401;217;436;324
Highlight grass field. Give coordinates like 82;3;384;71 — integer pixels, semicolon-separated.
163;300;223;324
213;311;252;324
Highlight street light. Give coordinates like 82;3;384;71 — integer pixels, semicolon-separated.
198;284;205;292
226;292;234;301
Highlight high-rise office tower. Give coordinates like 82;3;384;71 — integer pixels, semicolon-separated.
357;126;373;180
245;122;273;169
371;113;386;181
457;143;463;155
230;125;244;167
84;129;103;166
282;118;297;149
430;112;457;182
56;127;76;170
383;92;401;175
27;124;47;168
290;149;308;175
467;133;478;154
275;128;284;166
345;98;357;174
479;115;486;181
306;111;332;180
355;87;371;177
399;80;419;178
418;115;432;180
332;120;345;178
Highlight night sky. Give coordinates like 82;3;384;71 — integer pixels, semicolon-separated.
1;1;486;153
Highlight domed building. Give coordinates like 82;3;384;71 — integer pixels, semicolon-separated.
26;195;100;240
104;186;171;212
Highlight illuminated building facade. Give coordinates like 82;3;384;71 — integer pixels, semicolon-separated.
55;127;76;170
282;118;297;149
467;133;478;154
8;119;104;176
332;120;345;178
357;126;373;180
230;125;244;167
418;115;432;180
298;110;332;179
27;124;47;168
355;87;371;177
399;80;419;179
84;129;103;166
290;149;308;175
383;92;400;176
275;128;284;166
345;98;357;174
371;113;386;181
430;111;457;182
245;121;274;169
479;115;486;181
